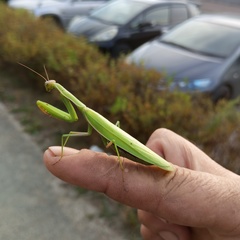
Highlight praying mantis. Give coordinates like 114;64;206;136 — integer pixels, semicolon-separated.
19;63;174;171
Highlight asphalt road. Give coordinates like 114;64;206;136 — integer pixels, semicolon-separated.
0;103;124;240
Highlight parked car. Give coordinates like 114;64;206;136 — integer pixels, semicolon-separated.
67;0;200;57
8;0;43;12
127;14;240;102
8;0;110;30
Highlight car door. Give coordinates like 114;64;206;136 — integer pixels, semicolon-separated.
223;55;240;98
127;3;190;50
127;5;171;49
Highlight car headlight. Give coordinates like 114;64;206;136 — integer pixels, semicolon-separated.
178;78;212;91
175;78;212;91
89;27;118;42
192;79;212;89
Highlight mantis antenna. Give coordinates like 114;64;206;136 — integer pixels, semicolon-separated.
18;62;48;82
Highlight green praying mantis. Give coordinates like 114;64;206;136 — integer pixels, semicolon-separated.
19;63;174;171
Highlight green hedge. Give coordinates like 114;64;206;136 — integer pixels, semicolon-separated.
1;3;240;173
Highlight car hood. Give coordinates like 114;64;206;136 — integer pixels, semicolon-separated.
128;40;223;81
68;17;114;38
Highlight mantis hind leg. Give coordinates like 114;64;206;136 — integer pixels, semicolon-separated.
105;120;124;169
112;139;126;188
105;120;120;148
113;141;124;170
105;140;123;164
105;121;124;169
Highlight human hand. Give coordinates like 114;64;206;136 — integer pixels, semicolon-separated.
43;128;240;240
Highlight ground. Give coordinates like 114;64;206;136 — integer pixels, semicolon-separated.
0;71;141;239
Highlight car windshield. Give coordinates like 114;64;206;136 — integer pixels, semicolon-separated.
161;19;240;58
90;0;149;25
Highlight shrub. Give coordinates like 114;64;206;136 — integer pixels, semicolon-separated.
1;3;240;173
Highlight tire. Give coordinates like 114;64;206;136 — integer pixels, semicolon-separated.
212;85;231;102
42;16;63;30
112;43;131;58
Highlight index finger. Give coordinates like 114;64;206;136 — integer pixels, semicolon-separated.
43;146;171;210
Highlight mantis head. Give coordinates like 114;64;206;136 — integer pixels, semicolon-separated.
44;80;57;92
18;62;56;91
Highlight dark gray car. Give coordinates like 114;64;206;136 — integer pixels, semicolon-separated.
67;0;200;57
127;14;240;102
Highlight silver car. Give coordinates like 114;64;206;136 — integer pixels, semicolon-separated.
127;14;240;102
8;0;110;29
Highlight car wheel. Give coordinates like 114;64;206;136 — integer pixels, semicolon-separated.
212;85;231;102
42;16;63;30
112;43;131;58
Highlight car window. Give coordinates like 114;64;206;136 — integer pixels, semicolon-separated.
161;20;240;58
171;5;188;26
91;0;149;25
144;6;170;26
188;3;201;16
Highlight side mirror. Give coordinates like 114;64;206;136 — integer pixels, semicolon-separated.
138;22;153;29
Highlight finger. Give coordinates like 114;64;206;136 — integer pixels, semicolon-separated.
138;209;170;233
44;146;127;193
140;225;162;240
44;146;169;198
147;128;237;178
141;225;179;240
43;146;240;234
138;210;190;239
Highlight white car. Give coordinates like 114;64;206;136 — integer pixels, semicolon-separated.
8;0;43;12
8;0;110;29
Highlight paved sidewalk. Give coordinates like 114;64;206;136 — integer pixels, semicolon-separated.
0;102;124;240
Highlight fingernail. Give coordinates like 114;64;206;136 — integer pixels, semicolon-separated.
159;231;178;240
48;146;80;157
48;146;62;157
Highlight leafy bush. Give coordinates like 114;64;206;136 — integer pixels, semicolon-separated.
1;3;240;173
